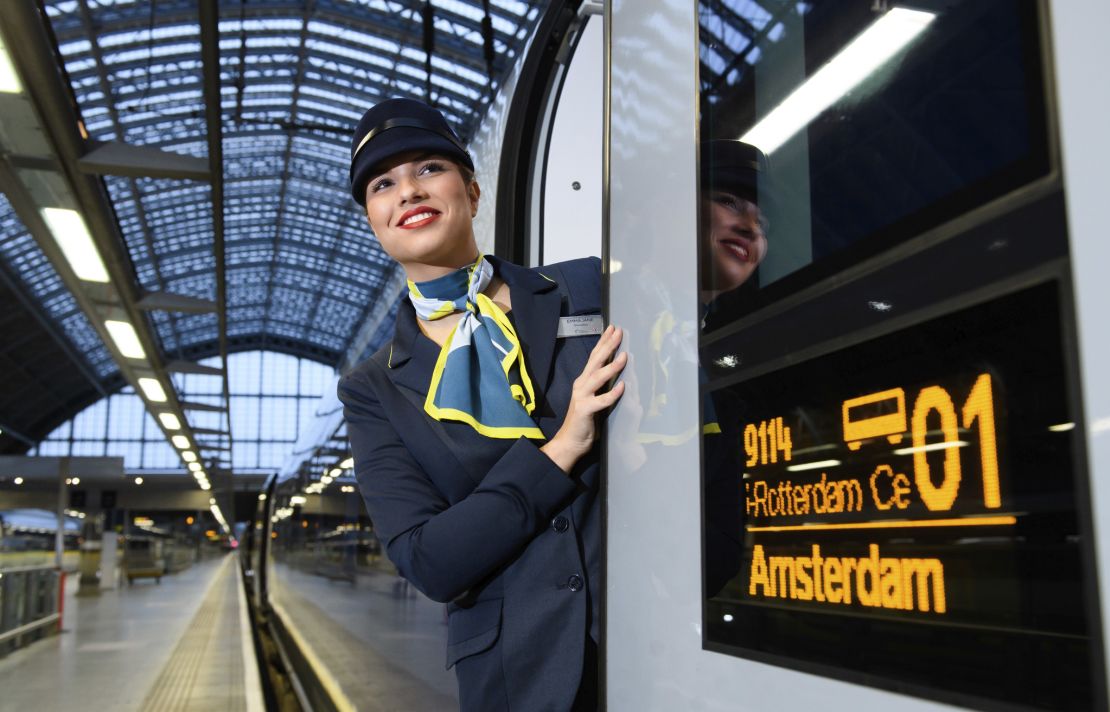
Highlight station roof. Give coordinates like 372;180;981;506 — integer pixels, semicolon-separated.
0;0;542;449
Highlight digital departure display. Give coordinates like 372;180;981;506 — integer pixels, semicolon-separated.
703;283;1098;710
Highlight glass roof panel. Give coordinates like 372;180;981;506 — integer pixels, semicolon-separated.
39;0;542;370
0;195;116;378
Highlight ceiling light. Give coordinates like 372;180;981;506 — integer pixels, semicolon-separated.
892;440;967;456
159;413;181;430
200;481;210;490
182;451;197;463
1048;423;1075;432
0;37;23;93
13;477;23;485
188;462;202;472
340;457;353;469
71;477;80;485
134;477;143;485
785;459;841;472
138;377;167;402
329;468;342;477
171;435;190;449
104;319;146;359
741;8;936;154
39;208;111;283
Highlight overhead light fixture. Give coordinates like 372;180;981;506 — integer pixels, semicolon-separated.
134;477;144;485
740;7;936;154
159;413;181;430
1048;422;1075;433
13;477;23;485
138;377;168;402
39;208;111;283
104;319;146;359
290;495;307;506
138;377;167;402
171;435;190;449
329;468;342;478
182;451;197;463
785;459;842;472
340;457;354;469
0;37;23;94
188;462;202;472
71;477;80;485
892;440;967;456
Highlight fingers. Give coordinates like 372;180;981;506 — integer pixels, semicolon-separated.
584;350;627;393
583;324;623;372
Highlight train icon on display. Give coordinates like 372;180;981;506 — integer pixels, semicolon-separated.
842;388;908;451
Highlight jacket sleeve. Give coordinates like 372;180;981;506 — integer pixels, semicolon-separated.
338;369;579;603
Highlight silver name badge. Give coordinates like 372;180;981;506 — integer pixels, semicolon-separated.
557;314;605;338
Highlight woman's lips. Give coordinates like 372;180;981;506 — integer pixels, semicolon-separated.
397;208;441;229
719;238;752;262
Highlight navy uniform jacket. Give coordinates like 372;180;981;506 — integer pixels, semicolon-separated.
338;256;602;711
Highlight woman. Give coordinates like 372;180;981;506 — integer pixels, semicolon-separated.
338;98;624;712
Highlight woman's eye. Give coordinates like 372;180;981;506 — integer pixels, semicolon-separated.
369;178;392;193
419;161;445;175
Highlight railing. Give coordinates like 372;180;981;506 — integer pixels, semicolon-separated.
0;565;62;657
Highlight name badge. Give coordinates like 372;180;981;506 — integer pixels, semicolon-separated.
557;314;605;338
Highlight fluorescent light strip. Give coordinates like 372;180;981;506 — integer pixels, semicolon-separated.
138;377;167;402
740;8;936;154
340;457;354;469
182;451;197;463
0;37;23;93
188;462;202;472
159;413;181;430
104;320;146;359
892;440;967;456
1048;422;1075;433
171;435;190;449
785;459;841;472
39;208;111;283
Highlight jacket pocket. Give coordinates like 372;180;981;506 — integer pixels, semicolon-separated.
445;598;503;670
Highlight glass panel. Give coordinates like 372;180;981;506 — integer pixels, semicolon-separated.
696;1;1098;708
698;0;1047;327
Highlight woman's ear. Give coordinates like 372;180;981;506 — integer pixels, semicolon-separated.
469;179;481;217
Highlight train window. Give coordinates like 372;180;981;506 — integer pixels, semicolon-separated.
696;1;1100;709
698;0;1048;326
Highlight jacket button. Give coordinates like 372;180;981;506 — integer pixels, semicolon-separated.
567;574;583;592
551;516;569;533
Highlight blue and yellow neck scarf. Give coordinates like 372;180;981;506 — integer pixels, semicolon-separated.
408;256;543;439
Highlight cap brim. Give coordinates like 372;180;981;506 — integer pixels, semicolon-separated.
350;128;473;203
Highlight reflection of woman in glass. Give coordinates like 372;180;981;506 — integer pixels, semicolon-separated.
700;139;769;307
699;140;770;596
338;99;623;712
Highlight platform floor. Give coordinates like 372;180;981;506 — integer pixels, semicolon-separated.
0;554;263;712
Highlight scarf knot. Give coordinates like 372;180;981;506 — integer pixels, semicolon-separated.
408;256;543;439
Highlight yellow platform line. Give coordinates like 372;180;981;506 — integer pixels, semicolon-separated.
747;515;1017;533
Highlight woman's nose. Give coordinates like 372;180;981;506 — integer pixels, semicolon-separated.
398;173;426;203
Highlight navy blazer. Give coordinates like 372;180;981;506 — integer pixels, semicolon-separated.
339;256;603;712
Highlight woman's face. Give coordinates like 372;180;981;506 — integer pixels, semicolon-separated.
364;152;481;281
700;191;767;295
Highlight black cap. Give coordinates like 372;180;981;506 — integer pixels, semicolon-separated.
701;140;768;205
349;98;474;204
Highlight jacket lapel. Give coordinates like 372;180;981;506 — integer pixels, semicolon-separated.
382;299;437;396
489;257;563;401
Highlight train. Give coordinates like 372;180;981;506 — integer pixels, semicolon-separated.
241;1;1110;710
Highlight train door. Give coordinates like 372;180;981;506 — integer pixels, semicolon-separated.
603;0;1110;710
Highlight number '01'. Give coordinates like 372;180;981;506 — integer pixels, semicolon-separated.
912;373;1000;511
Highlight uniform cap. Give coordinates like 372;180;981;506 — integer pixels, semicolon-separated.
350;98;474;204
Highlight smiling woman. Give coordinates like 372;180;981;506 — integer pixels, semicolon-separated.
337;98;625;712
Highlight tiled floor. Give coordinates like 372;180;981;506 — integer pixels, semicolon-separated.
0;553;262;712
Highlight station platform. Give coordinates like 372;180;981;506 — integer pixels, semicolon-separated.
0;554;263;712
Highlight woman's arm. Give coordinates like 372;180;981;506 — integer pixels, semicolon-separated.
340;326;625;603
341;370;579;603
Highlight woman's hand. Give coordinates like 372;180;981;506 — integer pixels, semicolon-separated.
541;325;627;473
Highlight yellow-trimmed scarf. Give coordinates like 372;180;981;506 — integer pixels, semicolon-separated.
408;256;543;439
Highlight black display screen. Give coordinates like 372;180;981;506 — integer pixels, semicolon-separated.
703;283;1098;709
